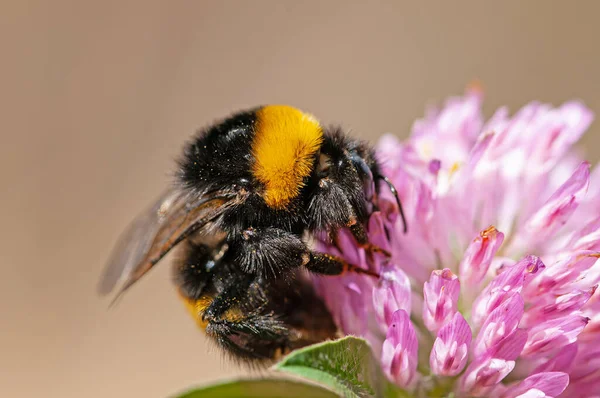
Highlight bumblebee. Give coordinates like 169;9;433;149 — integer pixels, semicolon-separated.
99;105;406;361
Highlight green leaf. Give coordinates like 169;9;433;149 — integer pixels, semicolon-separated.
174;378;339;398
273;336;397;398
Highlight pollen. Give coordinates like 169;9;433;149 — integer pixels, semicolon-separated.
449;162;461;177
252;105;323;209
480;225;498;240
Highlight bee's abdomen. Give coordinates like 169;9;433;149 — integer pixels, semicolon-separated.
174;242;222;300
179;292;212;330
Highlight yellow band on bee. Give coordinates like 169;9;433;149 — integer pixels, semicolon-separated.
179;291;246;330
252;105;323;209
179;292;212;329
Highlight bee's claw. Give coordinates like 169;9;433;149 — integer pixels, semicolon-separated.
360;242;391;258
342;262;380;278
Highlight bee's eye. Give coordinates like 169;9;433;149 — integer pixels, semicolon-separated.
349;152;372;180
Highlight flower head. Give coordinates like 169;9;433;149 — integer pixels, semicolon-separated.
314;89;600;397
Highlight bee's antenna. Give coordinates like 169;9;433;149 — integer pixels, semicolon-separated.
377;175;408;234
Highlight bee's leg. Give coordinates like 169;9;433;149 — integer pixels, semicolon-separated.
305;252;380;278
327;229;343;253
347;219;391;258
201;274;253;322
234;227;307;278
201;276;291;360
208;322;287;361
206;312;290;361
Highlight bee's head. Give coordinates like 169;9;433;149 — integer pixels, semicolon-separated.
305;127;379;233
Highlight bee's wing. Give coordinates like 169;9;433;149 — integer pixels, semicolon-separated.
97;189;180;296
98;188;244;301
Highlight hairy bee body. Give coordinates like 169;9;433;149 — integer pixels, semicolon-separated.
100;105;405;362
177;242;338;360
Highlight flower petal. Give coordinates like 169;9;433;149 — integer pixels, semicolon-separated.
339;281;369;336
541;101;594;162
473;293;525;359
522;314;590;358
430;312;472;376
423;268;460;332
460;357;515;397
523;251;600;299
460;226;505;287
533;342;578;373
566;216;600;252
472;256;544;327
503;372;570;398
567;344;600;391
522;285;596;328
511;162;590;253
493;328;528;361
367;212;392;254
408;89;483;165
373;264;411;330
381;310;418;388
515;390;548;398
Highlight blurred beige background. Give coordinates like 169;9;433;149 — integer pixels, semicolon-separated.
1;1;600;397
